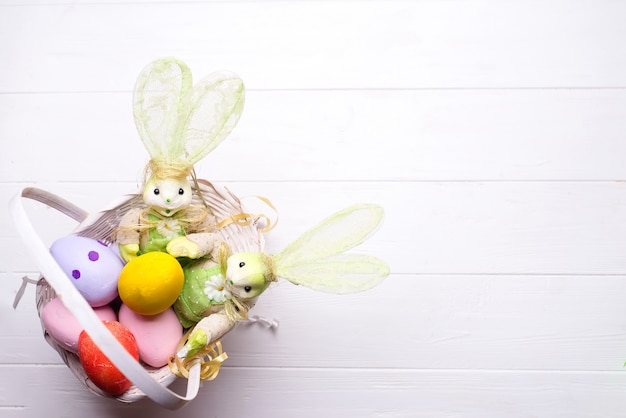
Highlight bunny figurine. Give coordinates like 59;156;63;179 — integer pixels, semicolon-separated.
174;203;390;359
115;58;245;262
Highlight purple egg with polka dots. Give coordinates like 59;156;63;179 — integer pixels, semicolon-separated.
50;236;123;307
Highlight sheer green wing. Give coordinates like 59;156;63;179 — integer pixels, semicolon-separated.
133;57;245;165
273;204;389;293
274;204;385;268
133;57;192;160
179;71;245;166
275;253;389;294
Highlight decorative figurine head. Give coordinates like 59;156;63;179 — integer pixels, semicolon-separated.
142;175;193;217
225;252;274;299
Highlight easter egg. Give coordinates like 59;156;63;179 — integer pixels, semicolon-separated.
78;320;139;396
50;236;123;307
41;297;116;353
119;304;183;368
118;252;184;315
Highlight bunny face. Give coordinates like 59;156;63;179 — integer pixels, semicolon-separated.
142;176;193;217
225;253;271;300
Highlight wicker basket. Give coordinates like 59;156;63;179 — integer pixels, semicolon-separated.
11;180;265;409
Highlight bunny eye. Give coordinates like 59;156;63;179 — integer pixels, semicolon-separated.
153;188;160;195
244;286;252;292
178;188;184;195
239;261;245;268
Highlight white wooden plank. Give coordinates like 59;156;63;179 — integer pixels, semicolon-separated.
4;272;626;372
2;366;626;417
3;181;626;275
3;89;626;183
226;273;626;372
2;1;626;92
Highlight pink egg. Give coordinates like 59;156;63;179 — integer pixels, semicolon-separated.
41;297;117;353
50;236;123;307
118;304;183;368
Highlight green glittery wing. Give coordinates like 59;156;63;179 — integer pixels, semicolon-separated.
273;204;390;294
133;57;245;166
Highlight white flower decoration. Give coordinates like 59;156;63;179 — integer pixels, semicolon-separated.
156;219;183;238
204;274;232;303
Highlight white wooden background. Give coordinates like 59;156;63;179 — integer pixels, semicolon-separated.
2;0;626;416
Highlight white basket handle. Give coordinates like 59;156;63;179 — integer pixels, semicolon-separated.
10;188;201;410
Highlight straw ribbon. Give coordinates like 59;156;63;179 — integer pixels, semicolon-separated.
169;335;228;381
216;195;278;233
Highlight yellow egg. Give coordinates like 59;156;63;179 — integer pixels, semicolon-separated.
118;252;184;315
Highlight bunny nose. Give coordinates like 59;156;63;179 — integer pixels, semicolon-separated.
166;198;171;203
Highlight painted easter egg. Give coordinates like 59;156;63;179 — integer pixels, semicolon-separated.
118;252;184;315
78;320;139;396
119;304;183;368
41;297;117;353
50;236;123;307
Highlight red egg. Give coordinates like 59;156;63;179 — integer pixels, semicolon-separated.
78;320;139;396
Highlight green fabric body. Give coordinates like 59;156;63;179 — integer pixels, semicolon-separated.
174;263;223;328
140;214;186;254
